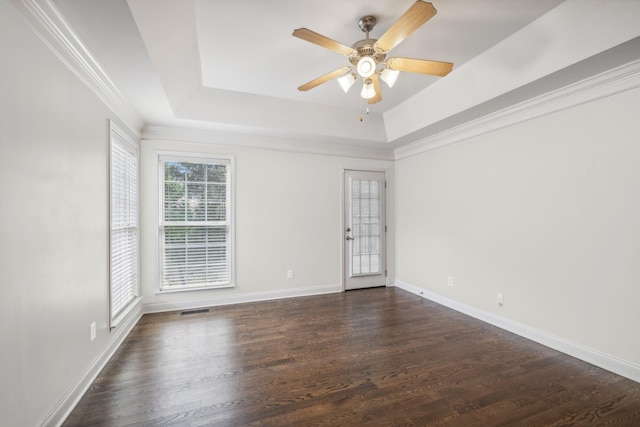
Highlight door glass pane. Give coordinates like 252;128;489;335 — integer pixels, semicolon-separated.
350;178;381;277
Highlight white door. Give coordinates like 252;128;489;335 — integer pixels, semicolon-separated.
344;170;386;290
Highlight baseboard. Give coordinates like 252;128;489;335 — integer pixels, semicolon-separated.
143;283;343;314
395;279;640;384
41;301;143;427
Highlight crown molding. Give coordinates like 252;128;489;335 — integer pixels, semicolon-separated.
142;125;395;161
13;0;640;162
7;0;145;135
394;58;640;160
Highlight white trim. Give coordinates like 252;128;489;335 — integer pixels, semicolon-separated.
155;151;236;292
41;301;143;427
9;0;640;160
339;167;391;291
394;59;640;160
394;279;640;384
341;169;389;290
109;120;141;327
7;0;144;135
155;283;235;294
142;125;394;161
143;283;342;314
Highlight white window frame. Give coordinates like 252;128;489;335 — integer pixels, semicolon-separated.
109;121;141;327
157;152;235;292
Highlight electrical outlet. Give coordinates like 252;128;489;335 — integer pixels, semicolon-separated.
447;276;454;287
287;269;294;279
497;292;504;306
90;322;96;341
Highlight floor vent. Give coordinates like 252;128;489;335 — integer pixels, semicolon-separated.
180;308;210;316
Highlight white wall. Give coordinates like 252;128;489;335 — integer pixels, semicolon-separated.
5;0;638;422
0;2;393;422
395;86;640;370
140;139;394;312
0;2;141;426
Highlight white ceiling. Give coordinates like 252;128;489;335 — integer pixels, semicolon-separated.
48;0;640;152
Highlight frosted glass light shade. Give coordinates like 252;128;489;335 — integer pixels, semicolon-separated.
356;57;376;78
360;79;376;99
380;68;399;88
337;73;356;93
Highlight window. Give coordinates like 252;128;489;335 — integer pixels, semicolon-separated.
109;122;140;325
159;155;234;291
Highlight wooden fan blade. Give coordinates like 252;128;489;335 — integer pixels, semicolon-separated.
297;67;352;91
293;28;356;56
368;74;382;105
386;57;453;76
374;1;436;53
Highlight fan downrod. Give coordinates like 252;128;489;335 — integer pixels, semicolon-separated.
351;15;384;65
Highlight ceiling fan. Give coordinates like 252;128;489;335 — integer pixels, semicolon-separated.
292;0;453;105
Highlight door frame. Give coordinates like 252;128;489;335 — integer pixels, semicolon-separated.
340;167;389;291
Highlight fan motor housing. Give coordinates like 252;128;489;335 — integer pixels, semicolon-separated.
350;39;386;65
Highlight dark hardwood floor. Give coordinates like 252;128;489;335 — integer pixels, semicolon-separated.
64;287;640;426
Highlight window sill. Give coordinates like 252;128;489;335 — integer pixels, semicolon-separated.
155;284;235;295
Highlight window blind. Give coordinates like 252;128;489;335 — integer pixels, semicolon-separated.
160;158;232;290
110;129;139;323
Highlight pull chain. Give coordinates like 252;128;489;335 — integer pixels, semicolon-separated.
359;96;370;122
359;106;370;122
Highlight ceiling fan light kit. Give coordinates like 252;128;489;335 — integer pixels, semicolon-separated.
356;56;376;78
380;68;400;88
337;72;357;93
360;78;376;99
292;0;453;105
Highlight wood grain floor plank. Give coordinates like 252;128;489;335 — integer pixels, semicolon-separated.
63;288;640;426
